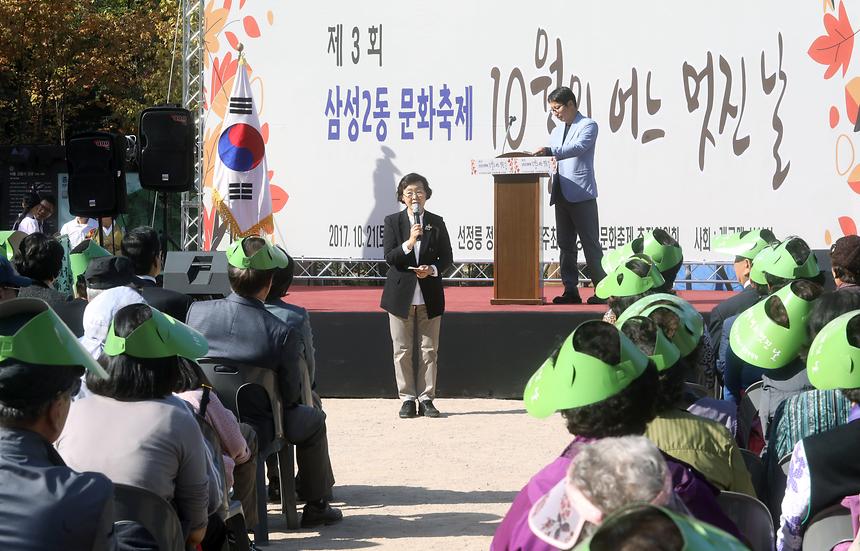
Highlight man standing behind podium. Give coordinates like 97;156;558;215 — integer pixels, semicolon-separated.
534;86;607;304
381;173;453;419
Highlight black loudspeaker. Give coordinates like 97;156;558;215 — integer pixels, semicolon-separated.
66;132;128;217
163;251;231;297
138;106;195;192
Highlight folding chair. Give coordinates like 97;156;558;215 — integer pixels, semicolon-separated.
113;483;185;551
198;359;300;543
738;380;765;449
802;504;854;551
716;490;775;551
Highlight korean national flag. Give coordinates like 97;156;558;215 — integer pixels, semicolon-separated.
213;57;272;236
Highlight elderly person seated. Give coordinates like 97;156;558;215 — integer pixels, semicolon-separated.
14;233;68;305
528;436;686;549
832;235;860;294
492;321;739;551
0;298;114;550
572;504;747;550
57;303;215;549
777;309;860;551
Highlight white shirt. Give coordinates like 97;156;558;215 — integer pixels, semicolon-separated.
400;211;438;306
16;215;41;235
60;218;98;248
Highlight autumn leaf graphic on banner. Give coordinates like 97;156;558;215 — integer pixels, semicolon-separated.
809;1;856;78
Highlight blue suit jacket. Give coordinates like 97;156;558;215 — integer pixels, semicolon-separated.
549;112;599;204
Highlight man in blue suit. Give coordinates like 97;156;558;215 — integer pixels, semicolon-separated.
535;86;606;304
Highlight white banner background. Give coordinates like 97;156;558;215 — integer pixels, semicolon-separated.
201;0;860;261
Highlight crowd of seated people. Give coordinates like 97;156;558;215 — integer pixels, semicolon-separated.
493;231;860;550
3;198;860;551
0;216;339;549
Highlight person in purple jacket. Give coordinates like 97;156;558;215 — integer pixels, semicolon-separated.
492;320;740;551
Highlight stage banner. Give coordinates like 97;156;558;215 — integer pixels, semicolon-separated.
202;0;859;261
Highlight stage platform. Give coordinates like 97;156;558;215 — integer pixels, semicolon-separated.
287;285;734;399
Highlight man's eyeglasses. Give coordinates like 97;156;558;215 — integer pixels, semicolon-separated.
549;103;566;114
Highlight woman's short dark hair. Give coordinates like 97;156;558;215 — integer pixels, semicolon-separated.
807;291;860;342
561;363;660;438
173;358;210;393
227;237;275;298
620;316;688;412
266;250;295;301
588;506;684;551
87;304;180;400
14;233;64;282
548;86;578;108
0;360;82;425
121;226;161;275
396;173;432;203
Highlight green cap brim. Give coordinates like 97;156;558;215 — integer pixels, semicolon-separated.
616;293;704;340
0;298;107;378
595;255;665;299
712;230;774;260
730;283;816;369
807;310;860;390
642;232;683;272
0;231;26;261
573;504;747;550
524;321;649;418
600;240;639;274
69;241;112;282
749;243;780;286
227;238;290;270
103;306;208;360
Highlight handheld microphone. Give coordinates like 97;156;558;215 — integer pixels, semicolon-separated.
412;201;422;240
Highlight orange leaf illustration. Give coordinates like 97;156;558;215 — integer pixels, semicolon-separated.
270;185;289;213
243;16;261;38
846;77;860;123
225;31;240;50
261;123;269;144
830;105;840;127
808;1;855;79
848;164;860;193
839;216;858;235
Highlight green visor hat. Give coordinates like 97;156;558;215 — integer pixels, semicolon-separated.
573;504;747;551
601;230;683;274
807;310;860;390
226;238;290;270
711;229;777;260
595;255;665;299
754;237;820;281
729;280;821;369
637;303;700;357
749;242;781;286
618;316;682;371
616;293;704;349
69;241;112;282
523;320;649;418
0;298;107;379
103;305;208;360
0;231;26;261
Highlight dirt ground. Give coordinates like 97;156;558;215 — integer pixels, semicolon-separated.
261;398;571;550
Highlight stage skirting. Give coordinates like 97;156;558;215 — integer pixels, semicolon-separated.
286;286;732;399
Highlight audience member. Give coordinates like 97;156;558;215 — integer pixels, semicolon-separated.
84;255;143;302
573;504;747;550
57;303;214;549
265;249;317;398
601;229;684;292
492;321;739;551
121;226;192;321
595;255;664;323
0;298;114;550
528;436;685;549
14;233;69;304
0;256;31;302
60;216;98;249
174;357;259;530
12;188;56;235
69;240;111;299
85;217;123;255
777;309;860;551
186;236;342;528
831;235;860;294
708;229;776;347
728;280;822;429
619;314;754;495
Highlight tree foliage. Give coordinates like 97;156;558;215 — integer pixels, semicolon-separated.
0;0;181;144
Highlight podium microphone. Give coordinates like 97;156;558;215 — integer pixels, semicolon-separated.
412;201;422;240
500;115;517;155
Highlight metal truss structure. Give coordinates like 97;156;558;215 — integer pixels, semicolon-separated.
180;0;205;251
180;9;735;288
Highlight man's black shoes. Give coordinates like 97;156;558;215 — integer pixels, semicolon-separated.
552;293;583;305
399;400;417;418
586;295;607;305
418;400;441;418
301;502;343;528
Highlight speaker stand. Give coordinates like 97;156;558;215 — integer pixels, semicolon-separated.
157;192;181;255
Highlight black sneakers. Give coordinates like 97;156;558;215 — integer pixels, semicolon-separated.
418;400;441;418
301;502;343;528
399;400;417;418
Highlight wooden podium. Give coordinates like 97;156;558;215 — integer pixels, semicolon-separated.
471;152;556;305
